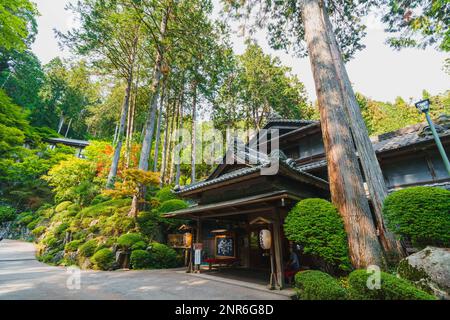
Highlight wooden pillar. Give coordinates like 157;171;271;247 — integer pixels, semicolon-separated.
195;217;202;273
272;209;285;289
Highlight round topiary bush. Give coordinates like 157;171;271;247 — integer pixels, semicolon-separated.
284;199;351;273
348;269;435;300
136;211;160;238
295;270;347;300
117;233;144;250
55;201;73;213
0;205;15;223
147;242;179;269
32;226;46;237
65;240;83;252
383;187;450;248
158;200;188;214
91;248;115;271
130;250;152;269
78;239;98;257
131;241;148;251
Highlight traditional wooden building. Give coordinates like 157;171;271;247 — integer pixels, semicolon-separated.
165;117;450;289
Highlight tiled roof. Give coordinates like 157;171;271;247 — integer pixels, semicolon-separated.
175;157;328;194
263;119;318;129
299;123;450;172
371;125;450;153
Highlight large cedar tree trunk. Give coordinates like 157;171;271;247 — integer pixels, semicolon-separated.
301;0;385;268
321;6;404;260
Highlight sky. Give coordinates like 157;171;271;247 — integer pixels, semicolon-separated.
31;0;449;104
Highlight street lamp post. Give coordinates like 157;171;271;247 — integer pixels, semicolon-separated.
415;99;450;175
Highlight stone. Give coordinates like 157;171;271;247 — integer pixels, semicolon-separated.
398;246;450;300
115;250;130;269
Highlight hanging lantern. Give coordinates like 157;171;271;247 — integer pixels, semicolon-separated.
259;229;272;250
184;233;193;248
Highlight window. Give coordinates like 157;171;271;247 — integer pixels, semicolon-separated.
299;134;325;159
383;157;433;187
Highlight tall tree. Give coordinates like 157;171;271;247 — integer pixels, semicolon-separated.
0;0;37;53
382;0;449;51
59;0;143;188
224;0;404;267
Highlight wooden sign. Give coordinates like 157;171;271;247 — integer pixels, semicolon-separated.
215;235;235;259
168;233;192;249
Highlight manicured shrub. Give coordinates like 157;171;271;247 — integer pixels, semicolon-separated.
54;222;70;236
42;235;58;248
27;217;42;231
78;239;98;257
131;241;148;251
79;199;132;218
147;242;179;269
383;187;450;247
348;270;435;300
284;199;351;273
65;240;83;252
137;211;160;238
55;201;73;213
295;270;347;300
16;212;35;226
90;194;112;206
0;205;16;223
158;199;188;214
156;187;177;202
130;250;152;269
32;226;46;237
117;233;144;250
91;248;115;270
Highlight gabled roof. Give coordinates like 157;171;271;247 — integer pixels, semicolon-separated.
175;153;329;195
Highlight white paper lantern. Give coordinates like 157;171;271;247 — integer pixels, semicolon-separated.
259;229;272;250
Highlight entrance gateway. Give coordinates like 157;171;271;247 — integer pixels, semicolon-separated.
164;142;330;289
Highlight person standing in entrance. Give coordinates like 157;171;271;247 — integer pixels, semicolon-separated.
285;246;300;285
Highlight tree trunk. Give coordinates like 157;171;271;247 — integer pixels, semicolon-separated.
168;96;180;184
106;76;132;189
153;79;166;172
301;0;385;268
321;6;404;261
126;65;139;168
65;118;72;138
138;9;170;172
176;86;185;186
57;114;65;134
160;96;173;187
191;81;198;184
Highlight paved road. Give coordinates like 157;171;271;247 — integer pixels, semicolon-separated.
0;240;289;300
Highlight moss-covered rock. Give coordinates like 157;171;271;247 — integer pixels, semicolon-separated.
397;247;450;299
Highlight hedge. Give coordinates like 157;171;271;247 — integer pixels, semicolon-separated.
91;248;115;271
383;187;450;247
117;233;144;250
78;239;98;257
147;242;179;269
156;187;177;203
0;205;15;223
295;270;347;300
130;250;152;269
284;199;351;272
158;200;188;214
348;270;435;300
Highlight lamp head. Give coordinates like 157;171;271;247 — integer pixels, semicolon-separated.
415;99;431;113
